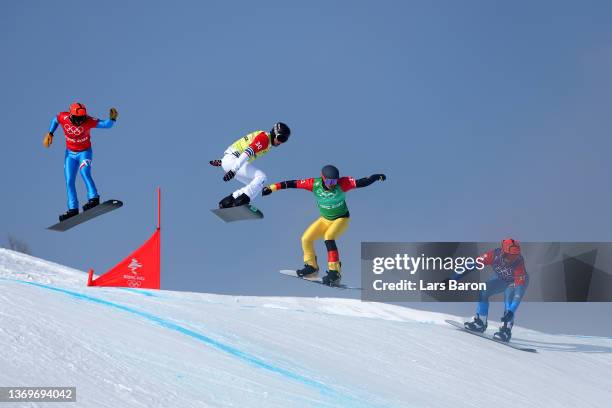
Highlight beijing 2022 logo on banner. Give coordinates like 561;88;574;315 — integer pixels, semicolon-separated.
125;258;145;288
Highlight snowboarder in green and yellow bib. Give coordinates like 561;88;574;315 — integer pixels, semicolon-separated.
263;165;386;286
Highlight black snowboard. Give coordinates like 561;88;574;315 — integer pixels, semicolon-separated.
279;270;362;290
211;205;264;223
445;320;537;353
47;200;123;232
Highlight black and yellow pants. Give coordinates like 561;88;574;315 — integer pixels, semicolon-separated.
301;216;350;274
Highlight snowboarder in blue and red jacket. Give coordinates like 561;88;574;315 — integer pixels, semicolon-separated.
460;239;528;342
43;102;118;222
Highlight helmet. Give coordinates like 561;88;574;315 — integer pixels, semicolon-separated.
69;102;87;117
321;165;340;187
69;102;87;126
271;122;291;143
502;238;521;255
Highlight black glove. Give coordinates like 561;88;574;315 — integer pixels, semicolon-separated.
262;186;272;196
209;159;222;167
501;310;514;323
373;174;386;181
223;170;235;182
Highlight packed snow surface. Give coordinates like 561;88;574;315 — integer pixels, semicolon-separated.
1;249;611;407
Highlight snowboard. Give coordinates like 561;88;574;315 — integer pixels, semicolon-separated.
445;320;537;353
279;270;362;290
47;200;123;232
211;205;264;222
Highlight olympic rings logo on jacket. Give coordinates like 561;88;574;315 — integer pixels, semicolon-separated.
63;124;84;135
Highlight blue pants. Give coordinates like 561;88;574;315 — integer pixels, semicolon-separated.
476;274;529;323
64;149;98;209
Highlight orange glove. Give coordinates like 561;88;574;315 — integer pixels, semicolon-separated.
43;132;53;148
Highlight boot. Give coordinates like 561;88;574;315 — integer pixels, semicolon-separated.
219;194;236;209
493;325;512;342
321;270;341;286
296;264;319;277
59;208;79;222
233;193;251;207
464;314;487;333
83;196;100;211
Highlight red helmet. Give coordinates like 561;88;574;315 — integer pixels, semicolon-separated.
69;102;87;117
502;238;521;255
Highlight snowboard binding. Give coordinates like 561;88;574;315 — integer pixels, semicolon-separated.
218;193;251;209
296;264;319;278
233;193;250;207
83;197;100;212
464;315;487;333
59;208;79;222
493;325;512;342
219;194;236;209
321;270;341;286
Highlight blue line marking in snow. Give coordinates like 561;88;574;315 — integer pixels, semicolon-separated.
0;278;384;407
117;287;158;297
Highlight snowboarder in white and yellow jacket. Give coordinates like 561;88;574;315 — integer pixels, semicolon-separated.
210;122;291;208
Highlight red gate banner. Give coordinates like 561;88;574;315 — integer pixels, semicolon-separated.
88;188;161;289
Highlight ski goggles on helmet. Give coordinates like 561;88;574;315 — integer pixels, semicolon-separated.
323;177;338;187
275;133;289;143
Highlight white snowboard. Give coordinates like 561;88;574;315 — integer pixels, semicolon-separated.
279;270;362;290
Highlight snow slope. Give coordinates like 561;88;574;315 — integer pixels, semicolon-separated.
0;248;611;408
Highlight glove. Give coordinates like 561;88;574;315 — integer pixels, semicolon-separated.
109;107;118;121
209;159;222;167
262;186;272;196
43;132;53;148
373;174;386;181
223;170;235;182
501;310;514;323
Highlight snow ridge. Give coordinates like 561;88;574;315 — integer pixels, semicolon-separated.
1;248;612;408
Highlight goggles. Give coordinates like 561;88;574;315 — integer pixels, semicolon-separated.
275;133;289;143
324;178;338;187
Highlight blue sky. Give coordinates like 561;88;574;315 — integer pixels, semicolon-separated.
1;0;612;297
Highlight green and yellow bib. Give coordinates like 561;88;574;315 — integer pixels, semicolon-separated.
312;178;349;220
